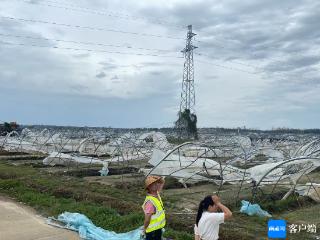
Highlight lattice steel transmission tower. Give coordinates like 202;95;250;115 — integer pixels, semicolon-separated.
175;25;198;138
180;25;197;113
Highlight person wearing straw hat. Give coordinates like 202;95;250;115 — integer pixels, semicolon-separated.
142;175;166;240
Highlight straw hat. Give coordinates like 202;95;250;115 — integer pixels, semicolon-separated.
145;175;163;189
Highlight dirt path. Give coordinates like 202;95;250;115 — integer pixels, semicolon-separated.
0;195;79;240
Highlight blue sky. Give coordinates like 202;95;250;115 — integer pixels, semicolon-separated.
0;0;319;129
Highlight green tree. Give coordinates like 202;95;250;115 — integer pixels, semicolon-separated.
175;109;198;139
3;122;13;133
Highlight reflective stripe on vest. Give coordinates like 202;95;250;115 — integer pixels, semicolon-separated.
142;194;166;233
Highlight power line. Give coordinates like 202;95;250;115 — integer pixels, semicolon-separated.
1;6;274;68
0;40;261;74
0;16;185;40
11;0;311;66
11;0;186;30
196;44;320;72
0;40;183;58
192;31;315;70
11;0;281;66
2;14;266;68
197;59;259;75
194;37;276;65
0;33;175;53
195;52;263;70
194;31;315;66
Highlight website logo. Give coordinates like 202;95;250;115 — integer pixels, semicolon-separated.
268;219;286;239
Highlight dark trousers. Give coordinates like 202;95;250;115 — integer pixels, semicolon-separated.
146;228;162;240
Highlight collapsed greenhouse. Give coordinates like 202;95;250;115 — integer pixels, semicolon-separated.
1;128;319;203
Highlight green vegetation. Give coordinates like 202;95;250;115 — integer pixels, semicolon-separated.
0;122;19;135
260;195;314;213
0;161;319;240
175;109;198;139
0;162;193;240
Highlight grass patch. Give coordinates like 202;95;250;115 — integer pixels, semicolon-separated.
0;163;193;239
1;162;318;240
259;193;316;213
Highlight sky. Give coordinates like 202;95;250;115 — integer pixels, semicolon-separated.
0;0;319;129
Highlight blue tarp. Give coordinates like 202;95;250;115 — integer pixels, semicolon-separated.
48;212;143;240
99;163;109;176
240;200;272;217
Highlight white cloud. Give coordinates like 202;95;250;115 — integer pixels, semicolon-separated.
0;0;319;128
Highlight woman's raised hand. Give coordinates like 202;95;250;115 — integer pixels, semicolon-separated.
212;195;220;204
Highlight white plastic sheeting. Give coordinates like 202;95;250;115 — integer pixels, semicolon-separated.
1;129;171;165
249;158;320;183
295;183;320;203
144;147;320;186
43;152;104;166
78;131;170;160
143;148;250;184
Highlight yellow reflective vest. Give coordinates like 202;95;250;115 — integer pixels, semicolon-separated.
142;193;166;233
